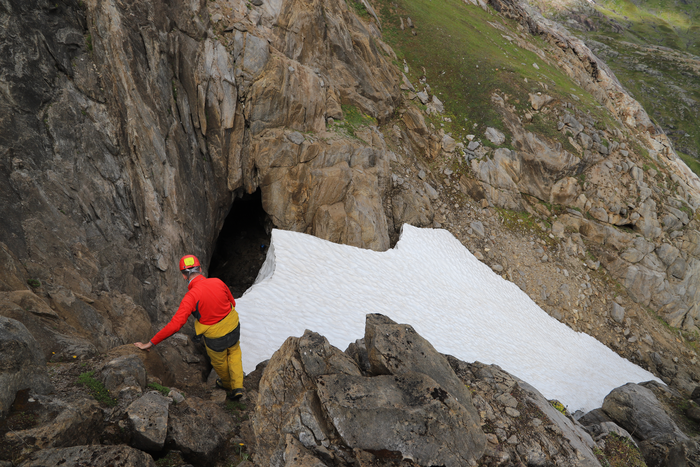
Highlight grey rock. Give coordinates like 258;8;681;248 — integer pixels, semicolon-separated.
467;141;480;151
317;372;484;467
655;243;680;266
602;383;685;441
668;257;687;280
5;398;102;450
242;34;270;77
416;91;430;104
101;354;147;397
424;182;439;200
168;389;185;404
19;445;156;467
287;131;305;145
470;221;485;237
484;127;505;145
578;132;593;150
428;95;445;113
0;316;53;416
528;93;553;110
127;391;171;451
441;134;457;152
167;397;234;464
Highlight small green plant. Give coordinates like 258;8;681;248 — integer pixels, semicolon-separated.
26;279;41;288
171;79;178;100
148;382;170;396
225;400;247;413
78;371;117;407
549;399;567;415
85;34;93;52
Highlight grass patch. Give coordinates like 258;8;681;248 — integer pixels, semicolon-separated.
678;151;700;178
594;432;646;467
567;0;700;161
77;371;117;407
26;279;41;288
332;104;377;139
148;382;170;396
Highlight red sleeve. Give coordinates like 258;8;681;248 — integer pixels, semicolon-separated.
150;292;196;345
226;286;236;308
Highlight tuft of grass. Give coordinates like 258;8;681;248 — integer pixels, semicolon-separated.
78;371;117;407
26;279;41;288
85;34;92;52
148;382;170;396
594;432;646;467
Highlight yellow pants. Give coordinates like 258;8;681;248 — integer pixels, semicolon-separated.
195;308;244;390
206;341;243;390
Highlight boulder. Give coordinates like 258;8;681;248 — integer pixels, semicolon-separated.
19;445;156;467
602;383;685;441
528;93;554;110
166;397;234;465
100;354;147;398
0;316;52;417
127;391;171;451
254;319;486;467
316;372;484;467
611;302;625;324
5;398;103;449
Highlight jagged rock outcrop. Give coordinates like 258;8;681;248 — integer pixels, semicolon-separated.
252;316;486;467
0;316;52;416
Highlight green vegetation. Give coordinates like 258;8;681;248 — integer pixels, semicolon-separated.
347;0;369;18
148;382;170;396
77;371;117;407
26;279;41;288
85;34;92;52
557;0;700;173
594;432;646;467
549;399;567;415
375;0;620;148
332;104;377;139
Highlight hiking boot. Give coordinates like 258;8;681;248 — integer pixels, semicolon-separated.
215;378;227;390
228;388;244;400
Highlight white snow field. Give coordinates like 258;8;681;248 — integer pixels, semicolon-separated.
236;224;660;412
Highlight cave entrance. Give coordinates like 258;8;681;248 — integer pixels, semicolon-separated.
208;189;272;299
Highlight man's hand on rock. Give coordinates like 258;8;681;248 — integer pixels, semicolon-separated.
134;341;153;351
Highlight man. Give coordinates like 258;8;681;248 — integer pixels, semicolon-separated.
134;254;244;400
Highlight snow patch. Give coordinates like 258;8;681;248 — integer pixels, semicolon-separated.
237;224;660;412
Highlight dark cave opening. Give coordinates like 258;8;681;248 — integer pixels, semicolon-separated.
208;189;272;299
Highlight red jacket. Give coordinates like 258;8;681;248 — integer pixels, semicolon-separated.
150;275;235;346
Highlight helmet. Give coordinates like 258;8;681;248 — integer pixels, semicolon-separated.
179;255;201;272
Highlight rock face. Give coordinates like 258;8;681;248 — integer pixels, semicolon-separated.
0;316;52;416
18;445;156;467
0;0;402;388
252;315;486;467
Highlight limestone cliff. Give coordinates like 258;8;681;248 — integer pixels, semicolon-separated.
4;0;700;464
